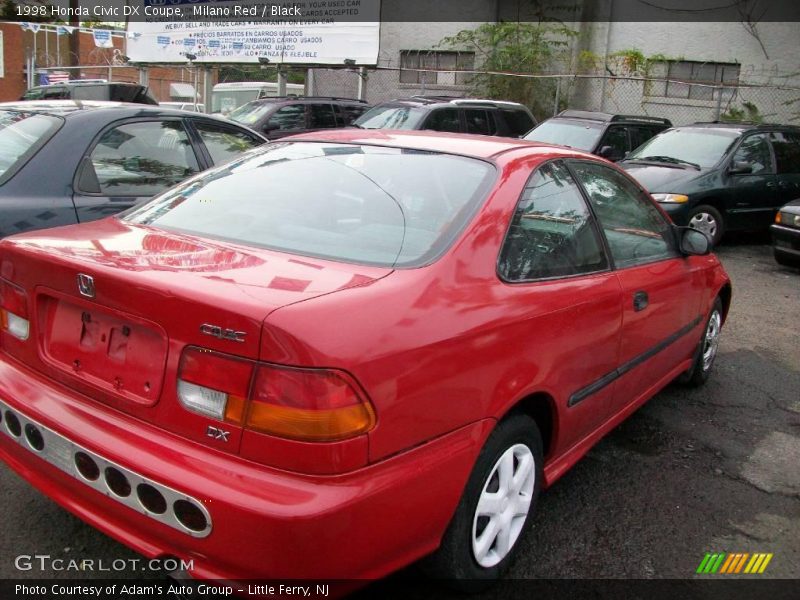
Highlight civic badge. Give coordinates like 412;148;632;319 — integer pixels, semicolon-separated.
77;273;95;298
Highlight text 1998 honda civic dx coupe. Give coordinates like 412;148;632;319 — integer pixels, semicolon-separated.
0;130;730;585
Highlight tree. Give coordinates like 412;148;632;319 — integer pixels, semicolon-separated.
438;20;577;119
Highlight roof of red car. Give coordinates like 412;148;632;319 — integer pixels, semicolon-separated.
284;128;562;160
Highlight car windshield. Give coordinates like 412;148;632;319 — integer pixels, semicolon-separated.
0;110;63;184
228;102;275;126
353;105;428;130
626;128;741;169
124;142;496;267
523;119;603;150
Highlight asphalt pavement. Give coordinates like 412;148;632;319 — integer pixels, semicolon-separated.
1;236;798;592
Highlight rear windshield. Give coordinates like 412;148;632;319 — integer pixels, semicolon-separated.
524;119;603;151
353;105;428;130
0;110;63;184
124;142;496;267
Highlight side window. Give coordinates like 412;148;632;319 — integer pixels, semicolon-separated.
424;108;461;133
266;105;306;131
733;133;773;175
498;161;608;281
570;161;677;268
193;121;264;165
308;104;337;129
84;120;199;196
598;126;628;159
43;87;67;99
769;131;800;174
464;109;494;135
502;108;535;136
335;104;367;126
630;126;657;152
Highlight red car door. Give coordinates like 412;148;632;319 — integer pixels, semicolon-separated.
569;160;706;416
496;160;622;448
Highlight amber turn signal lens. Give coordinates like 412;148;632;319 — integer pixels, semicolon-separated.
247;365;376;441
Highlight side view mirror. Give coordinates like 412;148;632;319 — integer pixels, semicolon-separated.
678;227;711;255
729;160;753;175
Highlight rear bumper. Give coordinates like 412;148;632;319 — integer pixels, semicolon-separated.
0;355;488;581
771;224;800;257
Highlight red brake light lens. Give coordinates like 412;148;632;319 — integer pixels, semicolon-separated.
176;347;376;442
247;364;376;442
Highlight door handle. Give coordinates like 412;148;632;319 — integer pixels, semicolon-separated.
633;291;649;312
765;181;777;188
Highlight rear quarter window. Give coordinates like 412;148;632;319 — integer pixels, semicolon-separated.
0;111;63;185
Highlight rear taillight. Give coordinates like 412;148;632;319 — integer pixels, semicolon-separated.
0;279;29;341
248;365;376;442
177;347;375;442
177;347;250;423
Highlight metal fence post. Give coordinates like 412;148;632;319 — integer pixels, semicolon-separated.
553;77;561;116
714;85;723;121
357;66;367;101
277;68;287;95
138;66;149;87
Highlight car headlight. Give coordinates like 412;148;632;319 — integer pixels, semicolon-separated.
776;211;800;228
651;193;689;204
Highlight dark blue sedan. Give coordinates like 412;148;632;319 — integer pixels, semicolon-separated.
0;101;267;237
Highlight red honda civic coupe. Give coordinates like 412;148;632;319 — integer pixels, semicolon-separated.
0;130;730;584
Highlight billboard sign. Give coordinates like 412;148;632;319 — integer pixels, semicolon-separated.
127;0;380;65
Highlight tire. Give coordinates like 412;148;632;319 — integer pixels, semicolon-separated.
678;297;723;387
774;250;800;268
688;205;724;247
422;414;543;588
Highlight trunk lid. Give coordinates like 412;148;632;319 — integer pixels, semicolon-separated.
0;218;390;441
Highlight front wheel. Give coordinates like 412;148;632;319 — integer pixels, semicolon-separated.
679;297;723;387
422;414;543;587
688;205;724;246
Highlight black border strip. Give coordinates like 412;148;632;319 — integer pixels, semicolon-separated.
568;314;703;407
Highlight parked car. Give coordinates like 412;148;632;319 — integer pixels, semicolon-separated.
211;81;306;115
523;110;671;161
772;199;800;267
353;96;536;137
21;82;158;105
0;129;730;586
0;100;267;237
621;122;800;245
228;96;368;139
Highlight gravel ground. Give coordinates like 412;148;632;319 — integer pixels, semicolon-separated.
1;236;798;596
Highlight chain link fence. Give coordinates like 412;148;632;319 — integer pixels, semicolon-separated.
308;66;800;126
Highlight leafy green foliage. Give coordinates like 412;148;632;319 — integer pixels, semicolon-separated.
439;21;578;119
721;101;764;123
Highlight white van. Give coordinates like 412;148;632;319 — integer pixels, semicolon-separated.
211;82;305;116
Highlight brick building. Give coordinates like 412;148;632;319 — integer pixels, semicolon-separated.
0;23;212;103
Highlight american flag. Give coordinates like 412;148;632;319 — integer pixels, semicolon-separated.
48;71;70;84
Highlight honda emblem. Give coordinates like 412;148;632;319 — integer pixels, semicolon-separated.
77;274;95;298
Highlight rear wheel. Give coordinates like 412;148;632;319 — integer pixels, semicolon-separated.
688;205;724;246
679;297;723;387
423;414;542;587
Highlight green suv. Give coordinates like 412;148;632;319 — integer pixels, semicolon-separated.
621;122;800;245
